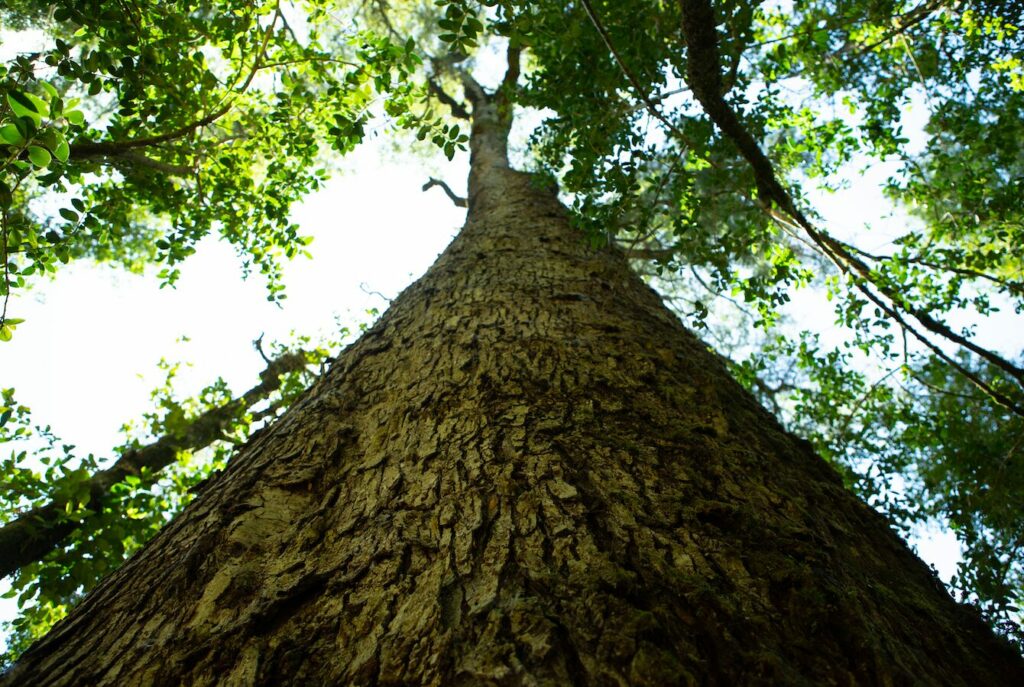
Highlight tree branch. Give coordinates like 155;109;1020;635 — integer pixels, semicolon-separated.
427;78;470;119
70;105;231;158
85;150;195;176
619;243;675;261
497;43;521;109
837;0;947;57
581;0;1024;416
460;69;488;108
580;0;689;146
67;6;280;164
422;177;467;207
0;350;308;579
675;0;1024;413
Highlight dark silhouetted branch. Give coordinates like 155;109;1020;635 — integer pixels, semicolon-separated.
422;177;467;207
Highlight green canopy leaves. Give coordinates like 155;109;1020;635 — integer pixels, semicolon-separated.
0;0;424;317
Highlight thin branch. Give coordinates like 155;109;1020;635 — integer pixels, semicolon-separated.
842;241;1022;294
70;106;231;158
620;244;675;260
253;333;272;364
762;0;949;83
254;56;359;70
834;366;901;449
579;0;694;149
101;151;194;176
0;213;9;329
249;397;288;424
276;2;300;44
372;0;405;43
908;368;986;403
236;4;280;93
359;282;393;303
688;264;760;321
422;177;467;207
716;350;804;417
837;0;947;57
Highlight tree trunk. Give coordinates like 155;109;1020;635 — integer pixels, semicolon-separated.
4;87;1022;687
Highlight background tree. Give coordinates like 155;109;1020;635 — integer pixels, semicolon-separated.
1;0;1022;668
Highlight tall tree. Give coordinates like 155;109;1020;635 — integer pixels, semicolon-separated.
4;0;1024;675
4;45;1023;684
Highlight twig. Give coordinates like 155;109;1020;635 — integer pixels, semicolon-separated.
422;177;467;207
359;282;393;303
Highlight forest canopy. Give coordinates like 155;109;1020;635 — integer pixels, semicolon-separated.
1;0;1022;662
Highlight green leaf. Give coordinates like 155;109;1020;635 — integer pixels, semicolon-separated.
7;91;39;115
28;146;52;168
7;92;47;125
59;208;79;222
53;138;70;163
65;110;85;125
0;123;24;145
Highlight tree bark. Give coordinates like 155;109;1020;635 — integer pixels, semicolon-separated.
4;81;1022;686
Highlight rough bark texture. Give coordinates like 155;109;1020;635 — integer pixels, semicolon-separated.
4;92;1023;686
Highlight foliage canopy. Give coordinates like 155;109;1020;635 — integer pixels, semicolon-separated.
1;0;1022;661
